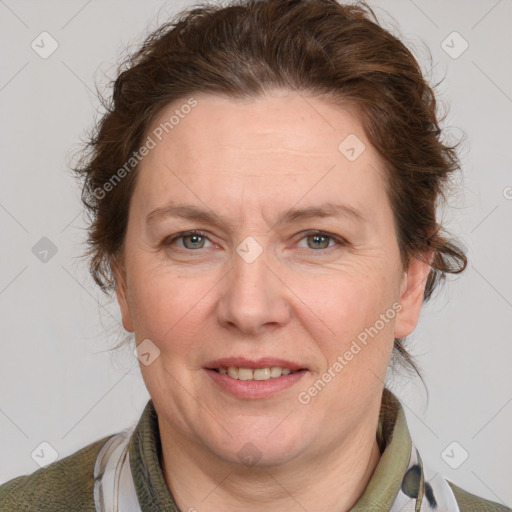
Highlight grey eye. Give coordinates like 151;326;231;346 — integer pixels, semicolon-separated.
304;234;334;250
181;233;207;249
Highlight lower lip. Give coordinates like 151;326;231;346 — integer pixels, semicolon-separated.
204;369;307;399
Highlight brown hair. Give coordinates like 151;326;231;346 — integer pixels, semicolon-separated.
73;0;467;382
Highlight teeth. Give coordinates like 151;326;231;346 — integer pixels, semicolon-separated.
238;368;253;380
254;368;270;380
270;367;282;378
218;366;295;380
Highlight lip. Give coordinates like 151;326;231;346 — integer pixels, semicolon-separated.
203;357;308;400
204;368;307;399
203;357;305;371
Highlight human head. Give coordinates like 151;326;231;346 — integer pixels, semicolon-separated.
75;0;466;358
73;0;466;460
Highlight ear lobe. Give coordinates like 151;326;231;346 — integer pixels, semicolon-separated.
112;258;134;333
394;254;433;338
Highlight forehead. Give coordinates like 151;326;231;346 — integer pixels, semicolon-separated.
146;90;366;165
134;90;389;221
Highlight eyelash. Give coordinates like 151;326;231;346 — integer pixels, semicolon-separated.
163;229;346;253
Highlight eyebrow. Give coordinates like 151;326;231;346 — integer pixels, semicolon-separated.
146;201;366;230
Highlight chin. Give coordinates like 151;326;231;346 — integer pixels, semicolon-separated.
198;418;311;468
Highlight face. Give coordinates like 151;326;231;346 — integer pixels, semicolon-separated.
115;89;429;467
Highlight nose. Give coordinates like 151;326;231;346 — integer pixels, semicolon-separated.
216;247;291;335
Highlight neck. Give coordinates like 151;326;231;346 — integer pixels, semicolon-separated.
159;415;382;512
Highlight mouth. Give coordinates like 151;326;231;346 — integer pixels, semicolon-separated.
212;365;300;381
203;358;308;399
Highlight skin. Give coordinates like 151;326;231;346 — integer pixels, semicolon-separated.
114;89;431;512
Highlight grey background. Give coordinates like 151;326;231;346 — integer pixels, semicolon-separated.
0;0;511;506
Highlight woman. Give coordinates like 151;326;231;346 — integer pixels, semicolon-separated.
0;0;509;510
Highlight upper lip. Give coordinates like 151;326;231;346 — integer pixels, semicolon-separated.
204;357;306;371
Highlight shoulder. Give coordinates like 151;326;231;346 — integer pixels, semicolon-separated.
448;480;512;512
0;434;114;512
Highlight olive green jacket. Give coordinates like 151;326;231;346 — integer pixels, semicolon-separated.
1;392;510;511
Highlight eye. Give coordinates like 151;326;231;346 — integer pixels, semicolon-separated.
297;231;343;250
164;230;213;250
163;229;345;253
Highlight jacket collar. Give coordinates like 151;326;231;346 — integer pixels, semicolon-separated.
128;389;412;511
350;389;412;510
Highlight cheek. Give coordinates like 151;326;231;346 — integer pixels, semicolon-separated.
132;273;194;343
126;261;216;347
307;266;399;330
298;265;400;371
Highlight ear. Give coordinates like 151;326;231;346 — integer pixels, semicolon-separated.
394;253;433;338
112;257;134;333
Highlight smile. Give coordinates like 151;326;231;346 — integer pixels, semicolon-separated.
214;366;296;381
204;358;308;399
